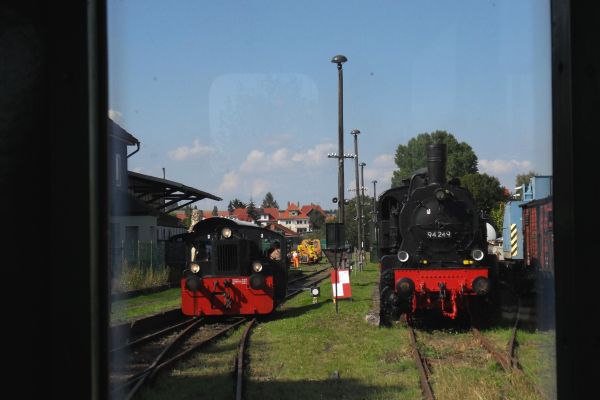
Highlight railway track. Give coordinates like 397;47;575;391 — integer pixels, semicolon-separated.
111;317;247;399
284;267;331;300
234;318;256;400
111;266;332;399
111;266;329;353
404;316;435;400
403;293;545;400
470;297;546;398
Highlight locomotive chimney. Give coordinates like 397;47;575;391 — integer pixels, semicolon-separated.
427;144;447;184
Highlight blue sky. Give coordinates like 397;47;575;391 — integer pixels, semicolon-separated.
108;0;552;211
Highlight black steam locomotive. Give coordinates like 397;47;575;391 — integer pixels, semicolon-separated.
377;144;493;322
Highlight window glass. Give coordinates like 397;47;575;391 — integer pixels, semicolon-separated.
108;1;555;398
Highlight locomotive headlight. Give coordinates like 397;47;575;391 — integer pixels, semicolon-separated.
190;263;200;274
397;251;410;263
471;249;485;261
434;189;447;201
221;227;232;238
252;261;263;272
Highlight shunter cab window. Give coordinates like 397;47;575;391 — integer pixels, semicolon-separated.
190;240;211;262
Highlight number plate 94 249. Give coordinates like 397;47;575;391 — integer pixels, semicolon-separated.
426;231;452;239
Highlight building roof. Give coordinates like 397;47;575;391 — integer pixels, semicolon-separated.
286;202;300;211
278;210;309;220
158;213;186;228
301;203;327;218
128;171;222;213
109;118;139;145
111;189;159;217
201;210;231;218
265;222;299;237
260;207;279;220
230;207;255;222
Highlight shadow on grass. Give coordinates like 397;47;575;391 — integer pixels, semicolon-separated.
143;372;410;400
263;300;329;321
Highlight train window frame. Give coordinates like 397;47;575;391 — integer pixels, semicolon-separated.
32;0;598;398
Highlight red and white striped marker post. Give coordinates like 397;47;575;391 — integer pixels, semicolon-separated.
331;268;352;302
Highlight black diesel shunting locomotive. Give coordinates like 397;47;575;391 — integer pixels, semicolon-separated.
377;143;493;322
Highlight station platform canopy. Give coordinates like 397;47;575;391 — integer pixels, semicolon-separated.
128;171;222;213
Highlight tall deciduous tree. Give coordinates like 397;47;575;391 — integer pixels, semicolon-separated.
261;192;279;209
391;131;478;187
514;171;538;199
460;173;509;214
309;212;325;230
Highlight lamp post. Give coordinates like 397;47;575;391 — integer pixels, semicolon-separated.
331;54;347;223
372;180;378;259
372;180;378;216
359;162;366;269
350;129;362;271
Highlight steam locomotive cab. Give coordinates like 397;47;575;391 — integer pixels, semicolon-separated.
176;218;288;316
378;144;492;321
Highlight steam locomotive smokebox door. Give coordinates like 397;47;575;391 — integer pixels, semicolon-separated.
323;223;349;268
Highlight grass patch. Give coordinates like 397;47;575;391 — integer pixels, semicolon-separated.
110;287;181;325
112;262;171;293
245;263;422;400
140;262;555;399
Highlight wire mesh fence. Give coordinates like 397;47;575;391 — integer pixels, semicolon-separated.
112;240;166;272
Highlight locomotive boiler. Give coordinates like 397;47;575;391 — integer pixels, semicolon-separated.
377;144;493;322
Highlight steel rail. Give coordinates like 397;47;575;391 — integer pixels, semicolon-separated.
110;317;196;354
235;318;256;400
124;317;204;399
287;267;328;285
405;317;435;400
471;326;513;372
284;269;331;300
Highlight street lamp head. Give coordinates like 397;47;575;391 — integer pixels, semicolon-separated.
331;54;348;65
373;180;378;184
360;162;367;167
350;129;361;136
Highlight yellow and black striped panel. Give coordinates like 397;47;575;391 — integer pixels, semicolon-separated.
510;223;518;256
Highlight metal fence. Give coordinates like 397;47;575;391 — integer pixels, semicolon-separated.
111;240;166;272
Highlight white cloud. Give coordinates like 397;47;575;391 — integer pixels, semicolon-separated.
218;171;241;192
373;154;394;167
108;109;123;122
271;148;291;167
251;179;269;198
240;150;266;171
168;140;215;161
292;142;336;164
219;142;336;198
345;154;395;196
479;159;533;175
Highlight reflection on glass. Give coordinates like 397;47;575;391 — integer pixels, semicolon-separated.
108;1;555;399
